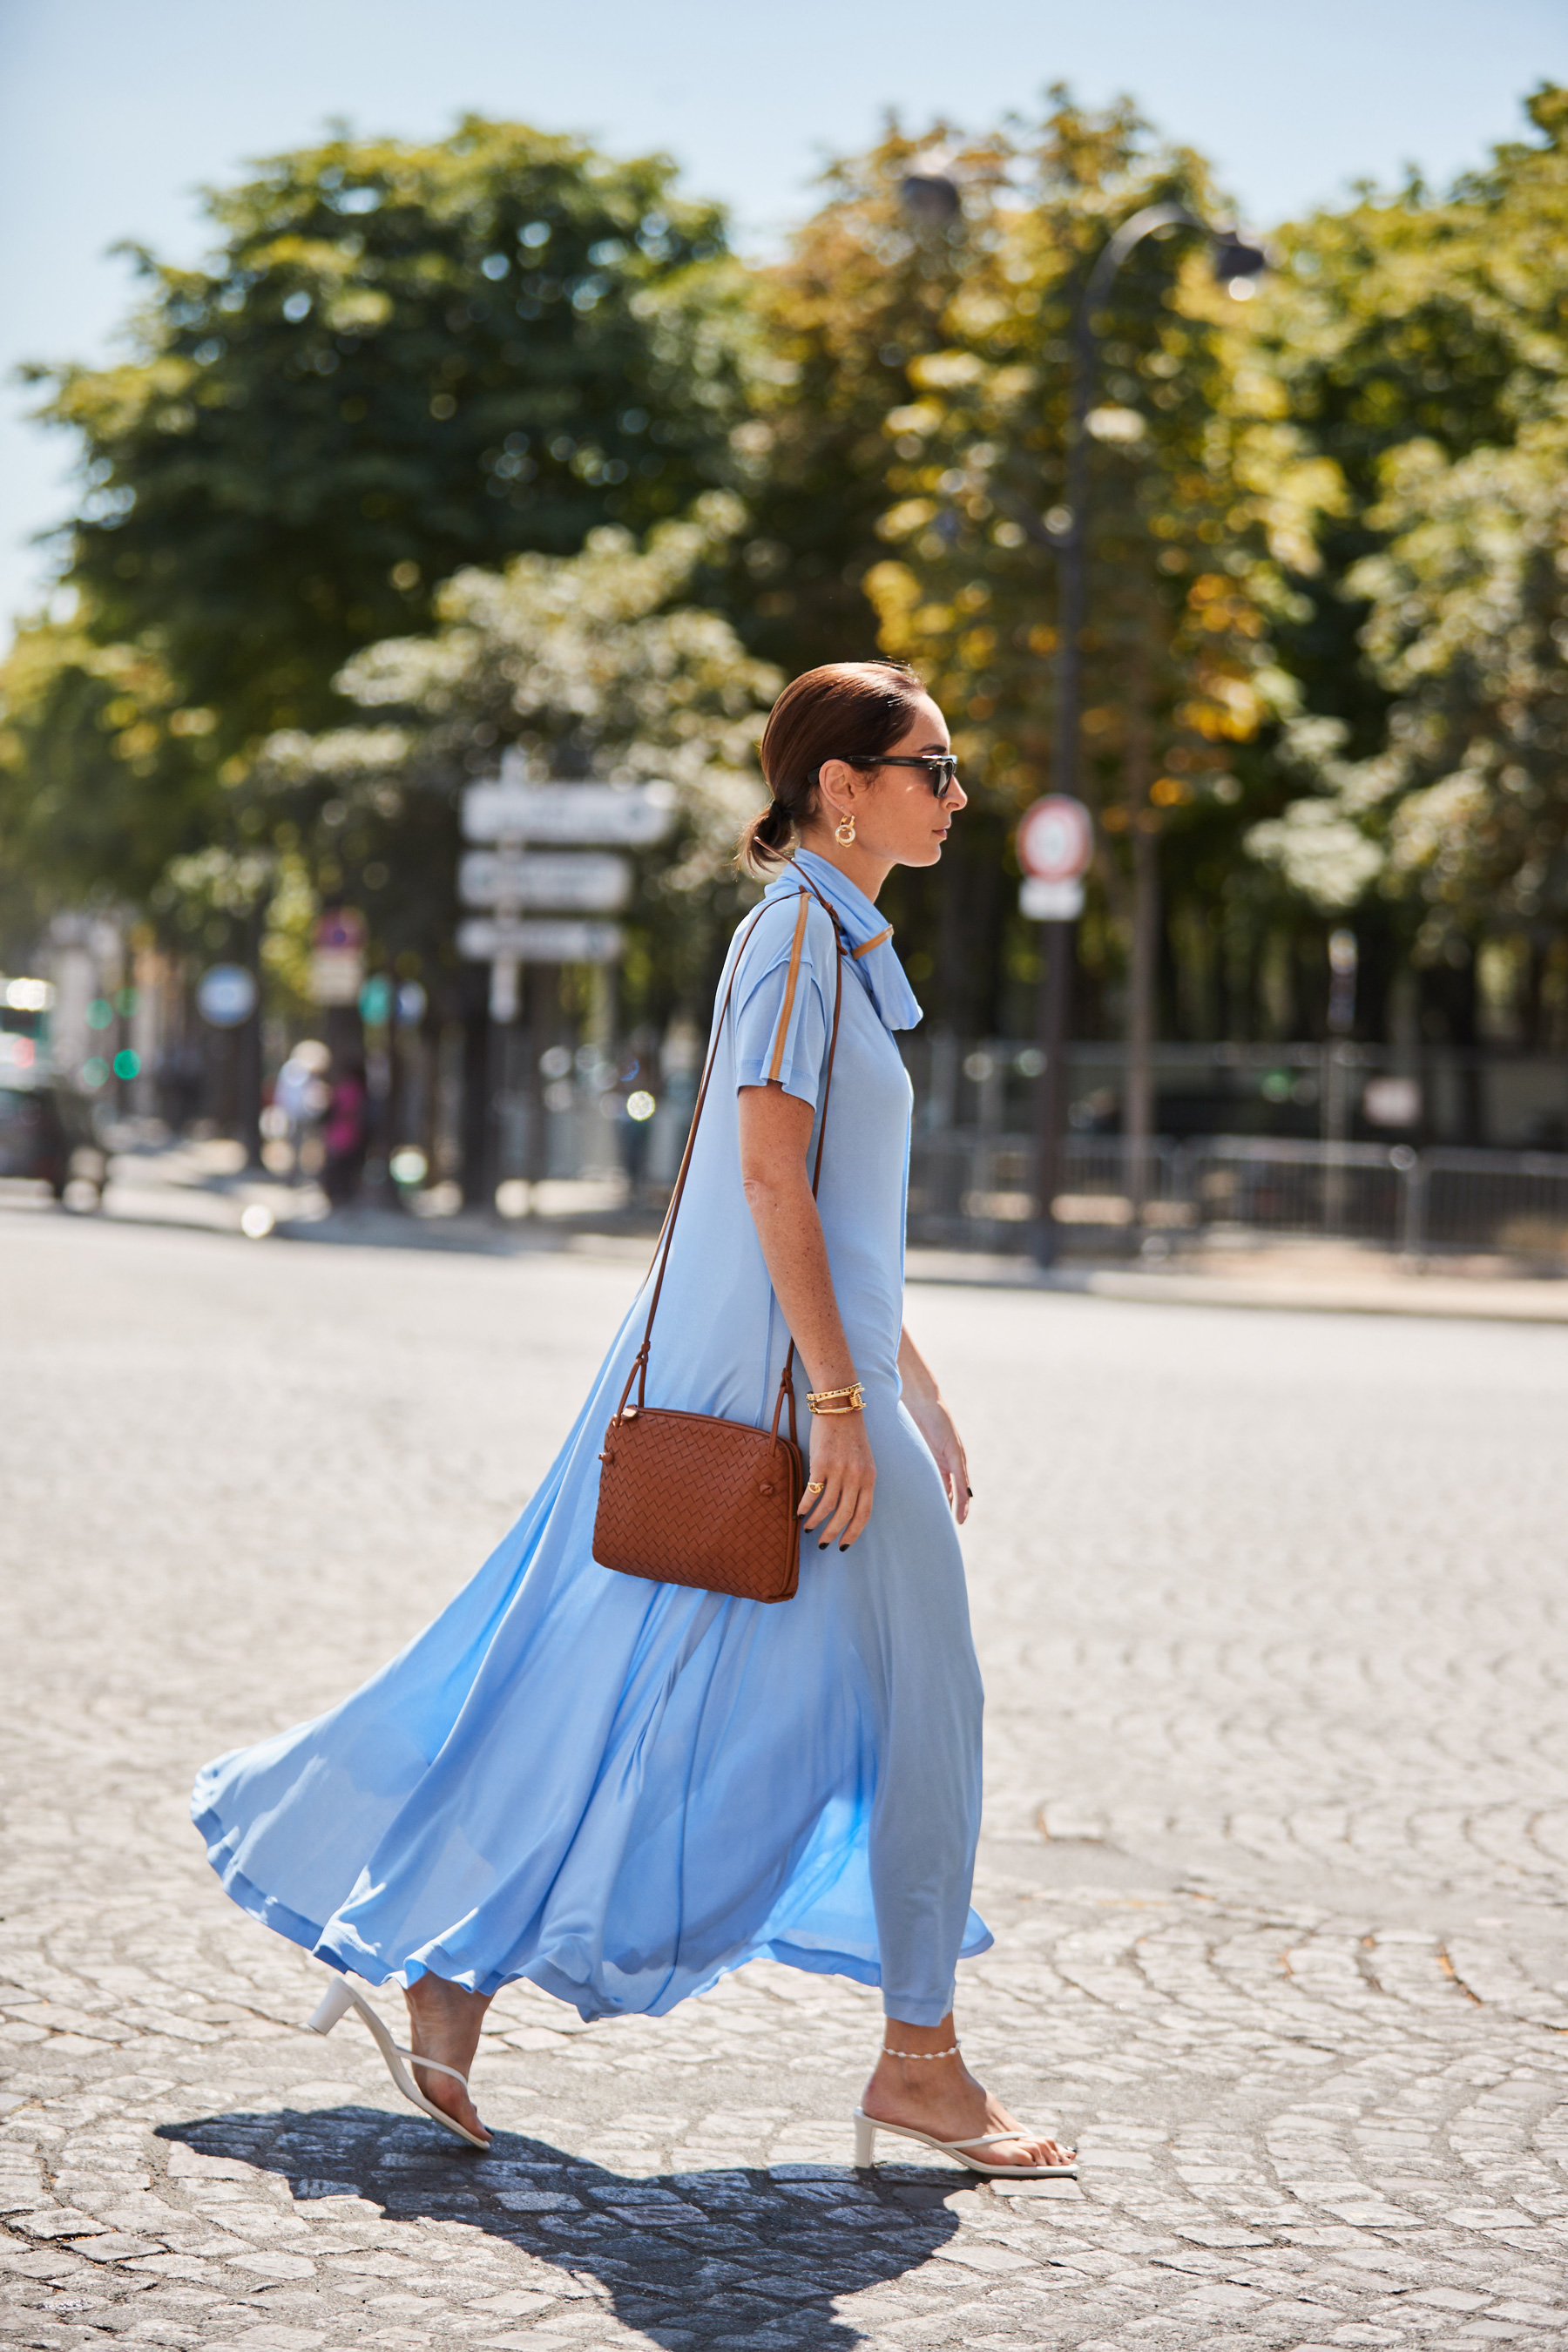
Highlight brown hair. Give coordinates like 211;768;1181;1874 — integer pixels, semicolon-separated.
738;659;929;876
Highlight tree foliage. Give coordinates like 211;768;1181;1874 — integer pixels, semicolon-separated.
8;86;1568;1067
252;497;779;1022
21;118;751;762
1244;85;1568;1044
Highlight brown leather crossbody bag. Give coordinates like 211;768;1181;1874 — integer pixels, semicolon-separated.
591;875;847;1604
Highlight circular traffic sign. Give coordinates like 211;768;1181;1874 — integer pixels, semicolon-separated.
1017;795;1093;883
197;963;258;1029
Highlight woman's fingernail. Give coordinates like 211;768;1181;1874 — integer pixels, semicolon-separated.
818;1542;828;1551
839;1544;849;1552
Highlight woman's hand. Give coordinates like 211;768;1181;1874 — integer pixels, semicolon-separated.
799;1409;876;1551
896;1324;971;1525
902;1390;971;1525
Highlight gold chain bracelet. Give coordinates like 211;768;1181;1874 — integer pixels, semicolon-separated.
807;1382;867;1416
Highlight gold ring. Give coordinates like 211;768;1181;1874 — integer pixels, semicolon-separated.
806;1479;825;1496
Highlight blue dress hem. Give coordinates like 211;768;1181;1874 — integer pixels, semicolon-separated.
193;1798;992;2019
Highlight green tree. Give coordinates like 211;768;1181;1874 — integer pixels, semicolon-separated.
1245;85;1568;1052
1250;424;1568;1026
841;96;1293;1043
0;618;213;911
254;496;781;1028
24;118;751;769
721;121;1010;681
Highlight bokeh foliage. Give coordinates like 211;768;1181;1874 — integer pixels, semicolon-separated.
253;496;779;1027
5;90;1568;1067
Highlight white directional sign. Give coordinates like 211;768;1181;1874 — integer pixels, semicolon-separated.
457;917;625;965
1020;875;1086;922
462;780;676;847
458;849;632;913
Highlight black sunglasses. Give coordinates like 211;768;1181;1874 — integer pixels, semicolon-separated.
843;753;961;798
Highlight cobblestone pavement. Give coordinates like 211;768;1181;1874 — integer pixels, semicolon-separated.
3;1207;1568;2352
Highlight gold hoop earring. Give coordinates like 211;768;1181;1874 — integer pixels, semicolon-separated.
835;814;856;847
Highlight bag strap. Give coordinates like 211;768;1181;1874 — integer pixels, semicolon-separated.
615;868;849;1445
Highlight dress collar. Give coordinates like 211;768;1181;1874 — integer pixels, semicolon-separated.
764;847;923;1033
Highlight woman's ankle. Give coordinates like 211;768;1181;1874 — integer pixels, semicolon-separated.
879;2010;959;2060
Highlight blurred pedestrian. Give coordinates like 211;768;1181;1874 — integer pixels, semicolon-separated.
321;1058;367;1207
274;1039;330;1178
193;662;1071;2182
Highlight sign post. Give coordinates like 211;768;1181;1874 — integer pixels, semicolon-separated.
198;960;264;1167
456;750;676;1206
1017;795;1093;1267
308;910;366;1010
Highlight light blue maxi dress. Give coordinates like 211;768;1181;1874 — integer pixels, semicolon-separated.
193;848;990;2028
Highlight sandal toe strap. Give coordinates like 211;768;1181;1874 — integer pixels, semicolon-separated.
394;2044;471;2091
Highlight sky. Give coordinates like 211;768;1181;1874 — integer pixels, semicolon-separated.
2;0;1564;632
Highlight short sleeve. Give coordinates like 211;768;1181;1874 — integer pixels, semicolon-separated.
733;893;834;1107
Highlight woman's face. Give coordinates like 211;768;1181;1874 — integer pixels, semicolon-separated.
816;693;967;869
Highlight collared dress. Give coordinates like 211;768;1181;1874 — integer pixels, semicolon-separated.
193;848;990;2028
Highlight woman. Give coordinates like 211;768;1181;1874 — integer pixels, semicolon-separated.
193;660;1073;2179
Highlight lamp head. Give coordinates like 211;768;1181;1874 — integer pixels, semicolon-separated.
900;152;963;229
1210;226;1269;301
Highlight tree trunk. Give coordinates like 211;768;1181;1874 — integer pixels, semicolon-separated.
457;969;491;1208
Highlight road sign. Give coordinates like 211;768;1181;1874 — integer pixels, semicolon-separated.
197;963;257;1028
358;974;393;1028
457;849;632;913
1020;875;1085;922
456;917;625;965
1017;794;1093;884
309;909;366;1006
462;780;676;847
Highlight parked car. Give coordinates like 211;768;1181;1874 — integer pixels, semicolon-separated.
0;1078;108;1204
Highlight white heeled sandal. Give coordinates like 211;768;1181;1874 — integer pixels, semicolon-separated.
853;2108;1077;2177
853;2039;1076;2178
307;1971;489;2152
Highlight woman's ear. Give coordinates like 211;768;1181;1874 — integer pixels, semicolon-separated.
814;756;858;835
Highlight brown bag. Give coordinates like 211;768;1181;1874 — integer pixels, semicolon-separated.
592;876;847;1603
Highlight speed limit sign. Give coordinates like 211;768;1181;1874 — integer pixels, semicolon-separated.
1017;795;1093;882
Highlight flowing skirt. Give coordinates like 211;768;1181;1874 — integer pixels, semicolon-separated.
193;1301;990;2026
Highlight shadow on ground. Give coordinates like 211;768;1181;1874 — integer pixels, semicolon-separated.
159;2107;970;2349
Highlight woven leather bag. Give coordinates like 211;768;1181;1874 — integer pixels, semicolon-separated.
592;876;847;1603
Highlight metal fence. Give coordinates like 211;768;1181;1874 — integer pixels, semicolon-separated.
905;1132;1568;1264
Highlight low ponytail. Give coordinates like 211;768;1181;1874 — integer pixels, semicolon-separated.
736;796;797;877
736;658;926;879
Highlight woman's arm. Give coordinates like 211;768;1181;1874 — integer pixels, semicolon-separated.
898;1325;972;1525
737;1080;875;1551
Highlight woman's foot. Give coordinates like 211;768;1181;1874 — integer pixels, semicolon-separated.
402;1975;492;2146
862;2016;1074;2172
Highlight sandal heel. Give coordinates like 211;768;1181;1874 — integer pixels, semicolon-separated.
852;2111;877;2167
307;1977;356;2036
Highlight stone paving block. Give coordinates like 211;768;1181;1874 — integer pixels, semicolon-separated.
3;1223;1568;2347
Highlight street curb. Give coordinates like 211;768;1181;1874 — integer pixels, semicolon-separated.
902;1254;1568;1325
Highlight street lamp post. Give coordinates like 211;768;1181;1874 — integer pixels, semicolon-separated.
900;159;1266;1264
1037;204;1267;1263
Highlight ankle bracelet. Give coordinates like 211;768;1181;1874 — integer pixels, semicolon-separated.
882;2041;959;2059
